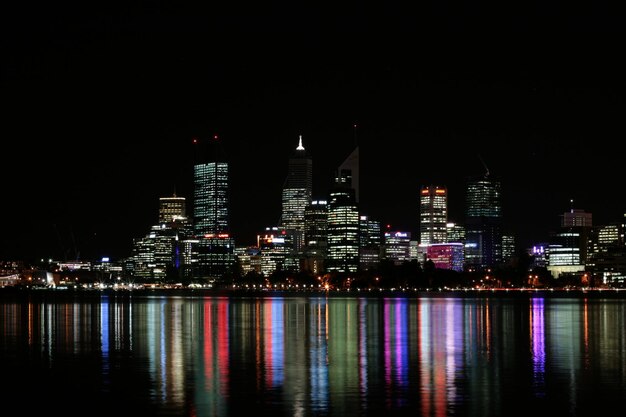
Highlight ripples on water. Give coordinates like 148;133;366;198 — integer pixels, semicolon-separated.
1;291;626;417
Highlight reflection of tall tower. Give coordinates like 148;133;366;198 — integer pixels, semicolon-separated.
192;136;235;281
280;135;313;253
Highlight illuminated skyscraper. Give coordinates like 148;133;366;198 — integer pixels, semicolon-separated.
280;135;313;253
465;173;502;270
159;195;186;224
192;137;235;282
359;215;381;270
132;195;191;280
327;181;359;273
420;185;448;245
303;200;328;275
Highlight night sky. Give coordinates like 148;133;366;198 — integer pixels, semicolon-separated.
2;2;625;262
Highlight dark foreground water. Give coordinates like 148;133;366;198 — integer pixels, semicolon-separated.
1;290;626;417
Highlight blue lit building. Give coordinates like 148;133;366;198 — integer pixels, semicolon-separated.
465;173;503;270
192;137;235;282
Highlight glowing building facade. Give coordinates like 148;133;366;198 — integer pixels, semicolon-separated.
159;195;186;224
383;231;412;266
280;136;312;253
427;243;464;272
420;185;448;245
359;215;381;271
465;174;502;270
193;137;235;282
303;200;328;275
327;187;359;273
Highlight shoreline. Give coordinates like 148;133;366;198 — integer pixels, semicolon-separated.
2;286;626;300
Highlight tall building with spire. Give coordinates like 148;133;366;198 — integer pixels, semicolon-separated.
280;135;312;254
192;136;235;282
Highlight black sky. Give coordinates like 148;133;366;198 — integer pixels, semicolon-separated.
2;2;625;262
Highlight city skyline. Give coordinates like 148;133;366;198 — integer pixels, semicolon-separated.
2;3;625;262
3;134;625;264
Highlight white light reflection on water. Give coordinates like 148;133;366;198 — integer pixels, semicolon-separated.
3;294;626;417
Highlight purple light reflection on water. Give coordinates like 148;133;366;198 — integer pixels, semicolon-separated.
531;297;546;398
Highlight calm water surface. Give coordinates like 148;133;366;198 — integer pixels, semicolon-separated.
1;291;625;416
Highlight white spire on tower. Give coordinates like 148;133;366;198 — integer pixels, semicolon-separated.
297;135;305;151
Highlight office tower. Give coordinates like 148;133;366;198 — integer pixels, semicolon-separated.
383;231;412;265
560;206;592;262
337;145;359;202
131;195;192;281
303;200;328;275
547;205;593;279
465;173;503;270
192;136;235;282
327;180;359;273
587;223;626;285
359;215;381;271
159;195;186;224
280;135;313;253
257;227;293;277
327;145;360;273
420;185;448;245
193;138;229;236
501;234;516;263
446;222;466;243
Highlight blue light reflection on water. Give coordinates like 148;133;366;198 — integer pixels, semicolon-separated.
2;293;626;417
